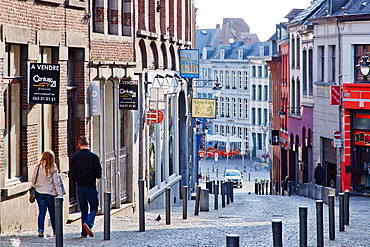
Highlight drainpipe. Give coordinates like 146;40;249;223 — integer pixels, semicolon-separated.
336;19;343;193
114;81;121;208
100;80;107;212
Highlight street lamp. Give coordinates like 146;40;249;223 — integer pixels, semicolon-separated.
357;54;370;76
278;106;301;119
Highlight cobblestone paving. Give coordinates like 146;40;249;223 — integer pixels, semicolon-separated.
1;159;369;246
1;183;369;247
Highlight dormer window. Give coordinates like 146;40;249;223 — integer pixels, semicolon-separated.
238;49;243;60
220;49;225;59
202;47;207;60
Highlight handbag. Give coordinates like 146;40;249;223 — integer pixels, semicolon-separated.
29;164;40;203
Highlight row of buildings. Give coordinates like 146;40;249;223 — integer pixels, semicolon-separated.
0;0;196;233
269;0;370;195
196;0;370;198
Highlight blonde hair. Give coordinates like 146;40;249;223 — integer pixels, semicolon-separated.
39;150;56;176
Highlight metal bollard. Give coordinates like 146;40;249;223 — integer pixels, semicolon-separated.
281;181;285;196
182;186;188;219
199;189;210;211
261;181;265;195
139;180;145;232
230;182;234;203
54;197;63;247
166;187;171;225
344;190;349;225
266;180;269;195
214;183;219;210
255;182;258;194
211;180;215;194
194;186;201;215
288;181;292;196
226;234;239;247
299;206;308;247
272;220;283;247
226;182;230;204
339;193;345;231
249;172;251;182
328;195;335;240
221;182;226;208
316;200;324;247
104;192;111;240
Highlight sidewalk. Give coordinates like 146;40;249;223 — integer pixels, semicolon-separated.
1;159;369;246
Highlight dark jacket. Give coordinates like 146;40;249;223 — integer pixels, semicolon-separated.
69;149;102;188
314;165;325;182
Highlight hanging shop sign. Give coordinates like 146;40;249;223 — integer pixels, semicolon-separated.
28;63;60;104
179;49;199;78
191;98;216;118
271;130;280;145
90;83;101;115
119;80;138;110
331;85;341;105
354;130;370;146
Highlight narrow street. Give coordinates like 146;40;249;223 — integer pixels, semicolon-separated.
1;158;369;246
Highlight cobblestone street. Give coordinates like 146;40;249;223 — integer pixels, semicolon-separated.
1;158;369;246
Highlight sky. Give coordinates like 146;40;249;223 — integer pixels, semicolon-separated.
195;0;313;41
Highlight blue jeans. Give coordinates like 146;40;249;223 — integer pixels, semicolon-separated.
36;192;56;233
77;186;99;236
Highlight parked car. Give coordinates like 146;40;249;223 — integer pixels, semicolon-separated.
224;169;243;188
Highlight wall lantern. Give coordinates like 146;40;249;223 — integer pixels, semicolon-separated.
357;54;370;76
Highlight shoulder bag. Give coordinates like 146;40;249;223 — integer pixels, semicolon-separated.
29;164;40;203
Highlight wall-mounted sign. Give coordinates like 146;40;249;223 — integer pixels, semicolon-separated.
119;80;138;110
271;130;279;145
191;98;216;118
180;49;199;78
354;130;370;146
90;83;101;115
331;85;341;105
28;63;60;104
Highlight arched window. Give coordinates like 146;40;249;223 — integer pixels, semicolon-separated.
150;42;158;69
161;43;168;70
170;45;176;70
139;40;147;69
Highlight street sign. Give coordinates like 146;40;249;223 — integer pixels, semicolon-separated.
147;110;164;124
333;130;341;139
333;139;342;148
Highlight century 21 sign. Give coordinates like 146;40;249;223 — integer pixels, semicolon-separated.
28;63;60;104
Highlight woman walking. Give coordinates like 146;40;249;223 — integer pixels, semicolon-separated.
29;150;65;237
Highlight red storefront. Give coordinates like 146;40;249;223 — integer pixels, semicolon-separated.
342;83;370;194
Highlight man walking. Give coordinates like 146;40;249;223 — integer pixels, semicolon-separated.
314;162;325;186
70;136;102;238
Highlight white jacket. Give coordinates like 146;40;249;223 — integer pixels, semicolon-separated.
30;163;64;197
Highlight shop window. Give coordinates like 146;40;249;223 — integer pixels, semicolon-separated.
3;82;21;181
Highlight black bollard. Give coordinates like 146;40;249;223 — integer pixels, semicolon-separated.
182;186;188;219
221;182;226;208
226;182;230;204
230;182;234;203
316;200;324;247
194;186;201;215
272;220;283;247
139;180;145;232
344;190;349;225
299;206;308;247
266;180;269;195
339;193;345;231
261;181;265;195
104;192;111;240
281;181;285;196
288;181;292;196
166;187;171;225
214;183;219;210
255;182;258;194
206;181;212;193
328;195;335;240
226;234;240;247
211;180;215;194
54;197;63;247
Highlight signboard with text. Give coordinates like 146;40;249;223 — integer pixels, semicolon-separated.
119;80;138;110
331;85;341;105
28;63;60;104
90;83;101;115
179;49;199;78
191;98;216;118
354;131;370;146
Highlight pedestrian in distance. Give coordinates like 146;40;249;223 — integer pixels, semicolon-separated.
69;136;102;238
314;162;325;185
29;150;66;237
